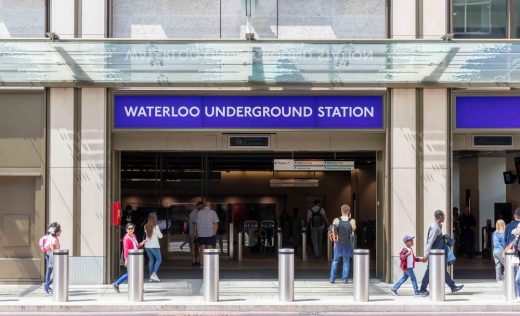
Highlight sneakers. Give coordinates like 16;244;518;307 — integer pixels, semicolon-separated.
390;289;398;296
150;273;160;282
330;280;335;284
43;284;53;295
451;285;464;294
112;283;120;293
414;292;428;297
513;298;520;303
342;279;349;284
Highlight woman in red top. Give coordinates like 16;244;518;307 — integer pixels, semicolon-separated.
113;223;145;293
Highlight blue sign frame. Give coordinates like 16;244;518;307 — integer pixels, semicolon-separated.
456;96;520;129
113;95;384;130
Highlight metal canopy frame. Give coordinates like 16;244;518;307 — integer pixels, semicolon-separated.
2;39;520;88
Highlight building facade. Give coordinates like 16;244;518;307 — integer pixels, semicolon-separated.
0;0;520;285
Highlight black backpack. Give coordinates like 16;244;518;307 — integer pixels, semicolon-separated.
337;217;353;246
310;208;324;228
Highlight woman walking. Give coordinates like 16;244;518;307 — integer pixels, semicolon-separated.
113;223;145;293
144;212;163;282
43;222;61;295
492;219;506;281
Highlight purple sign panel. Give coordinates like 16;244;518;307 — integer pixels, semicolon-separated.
114;95;384;129
456;96;520;129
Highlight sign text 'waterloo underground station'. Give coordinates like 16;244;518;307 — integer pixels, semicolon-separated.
114;95;384;129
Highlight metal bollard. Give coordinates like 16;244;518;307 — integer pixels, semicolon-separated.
429;249;445;302
278;248;294;302
302;232;307;262
53;249;69;302
504;249;516;302
277;232;282;249
238;232;243;262
354;249;369;302
128;249;144;302
203;249;220;302
229;223;234;260
327;238;333;262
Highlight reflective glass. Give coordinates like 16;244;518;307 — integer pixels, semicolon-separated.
1;40;520;86
453;0;507;38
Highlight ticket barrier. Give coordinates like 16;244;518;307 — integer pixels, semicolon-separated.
244;220;259;248
260;220;275;254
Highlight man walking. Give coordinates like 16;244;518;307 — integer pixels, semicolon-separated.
195;201;220;267
188;201;204;266
307;200;329;260
419;210;464;295
505;207;520;245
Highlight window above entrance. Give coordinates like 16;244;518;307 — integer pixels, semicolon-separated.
2;40;520;87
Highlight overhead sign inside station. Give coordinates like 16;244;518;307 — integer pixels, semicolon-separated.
114;95;384;129
274;159;355;171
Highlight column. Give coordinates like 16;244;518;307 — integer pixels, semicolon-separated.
422;0;447;39
50;0;76;38
390;89;417;282
391;0;416;39
79;88;107;284
48;88;75;253
81;0;107;38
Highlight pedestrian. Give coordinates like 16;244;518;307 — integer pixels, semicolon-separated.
180;217;189;250
505;207;520;245
195;201;219;267
458;207;476;259
419;210;464;295
113;223;146;293
328;204;355;284
307;200;329;260
43;222;61;295
279;209;292;248
189;201;204;266
492;219;506;282
144;212;163;282
509;224;520;303
390;235;427;296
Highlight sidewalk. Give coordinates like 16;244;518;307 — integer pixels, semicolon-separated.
0;279;517;313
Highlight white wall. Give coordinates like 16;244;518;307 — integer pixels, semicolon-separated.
478;157;506;244
452;161;460;210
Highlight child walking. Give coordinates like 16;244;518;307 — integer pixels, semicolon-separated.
391;235;427;297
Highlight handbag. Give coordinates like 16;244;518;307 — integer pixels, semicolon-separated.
119;250;125;266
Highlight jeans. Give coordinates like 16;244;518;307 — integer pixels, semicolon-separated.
329;255;351;281
115;267;128;286
310;227;324;258
516;265;520;297
420;262;456;292
392;268;419;294
493;249;505;281
44;253;53;290
145;247;162;275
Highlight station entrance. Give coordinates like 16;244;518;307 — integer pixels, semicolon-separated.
113;151;380;279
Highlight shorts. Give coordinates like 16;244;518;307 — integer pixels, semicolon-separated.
197;235;217;247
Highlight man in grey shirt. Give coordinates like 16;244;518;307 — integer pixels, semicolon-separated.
188;201;204;266
419;210;464;295
195;201;220;267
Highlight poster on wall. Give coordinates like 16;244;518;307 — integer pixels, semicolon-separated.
113;95;384;129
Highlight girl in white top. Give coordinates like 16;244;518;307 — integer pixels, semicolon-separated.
144;212;163;282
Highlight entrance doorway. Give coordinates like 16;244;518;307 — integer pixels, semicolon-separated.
452;150;520;279
114;151;378;279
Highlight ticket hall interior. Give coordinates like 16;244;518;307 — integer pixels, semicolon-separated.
110;143;384;279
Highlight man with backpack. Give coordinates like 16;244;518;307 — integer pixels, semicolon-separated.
307;200;329;260
328;204;356;284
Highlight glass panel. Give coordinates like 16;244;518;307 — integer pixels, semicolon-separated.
514;0;520;37
0;0;45;38
453;0;507;38
1;40;520;86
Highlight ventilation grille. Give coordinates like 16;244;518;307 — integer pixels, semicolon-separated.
472;135;513;148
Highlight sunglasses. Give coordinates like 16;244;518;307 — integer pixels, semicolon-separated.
127;227;135;230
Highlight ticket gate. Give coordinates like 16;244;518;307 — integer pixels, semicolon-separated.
244;220;259;248
260;220;275;254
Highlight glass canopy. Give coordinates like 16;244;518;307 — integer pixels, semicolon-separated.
1;40;520;87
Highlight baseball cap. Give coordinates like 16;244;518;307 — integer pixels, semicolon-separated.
403;235;415;243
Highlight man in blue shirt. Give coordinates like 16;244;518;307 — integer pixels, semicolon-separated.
505;208;520;245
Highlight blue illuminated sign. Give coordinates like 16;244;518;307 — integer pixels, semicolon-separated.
114;95;384;129
456;96;520;129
